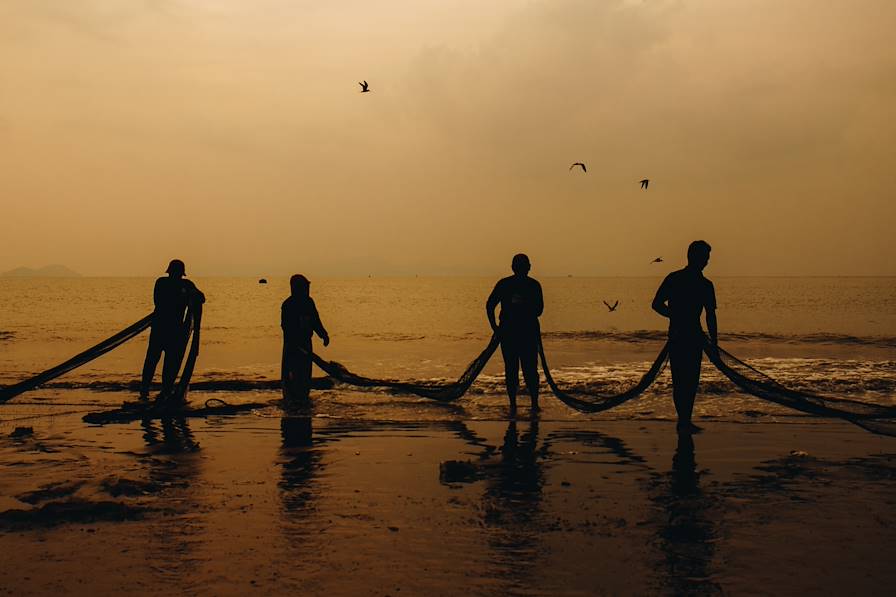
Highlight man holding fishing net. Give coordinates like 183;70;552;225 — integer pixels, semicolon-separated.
281;274;330;402
140;259;205;401
652;241;718;434
487;253;544;414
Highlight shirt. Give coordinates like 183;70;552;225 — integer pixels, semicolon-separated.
153;277;204;330
487;275;544;330
654;268;716;338
281;295;327;346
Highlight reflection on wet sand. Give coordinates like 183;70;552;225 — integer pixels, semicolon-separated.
277;414;328;589
141;417;199;454
279;415;322;513
138;417;205;587
653;433;720;595
481;418;547;591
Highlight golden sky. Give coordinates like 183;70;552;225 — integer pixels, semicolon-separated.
2;0;894;276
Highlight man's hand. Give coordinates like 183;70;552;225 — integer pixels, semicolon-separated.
322;335;330;347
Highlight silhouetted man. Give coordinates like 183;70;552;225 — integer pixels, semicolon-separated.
281;274;330;402
141;259;205;400
652;241;717;434
487;254;544;413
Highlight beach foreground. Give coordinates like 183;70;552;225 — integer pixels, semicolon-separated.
1;411;894;596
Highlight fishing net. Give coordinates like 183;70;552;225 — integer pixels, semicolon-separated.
0;306;201;404
305;331;669;409
308;333;896;437
4;303;896;438
308;335;501;401
0;313;154;403
707;344;896;436
175;304;202;401
539;341;669;412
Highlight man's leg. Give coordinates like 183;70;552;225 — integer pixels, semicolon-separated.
500;337;520;411
670;339;703;431
296;344;313;401
520;338;540;411
283;345;312;402
140;330;163;398
281;345;292;400
161;331;188;397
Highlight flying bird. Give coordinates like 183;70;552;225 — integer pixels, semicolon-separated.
651;257;663;263
569;162;586;173
359;80;370;93
603;300;619;312
640;179;649;189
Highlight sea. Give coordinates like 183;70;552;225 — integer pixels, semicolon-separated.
1;276;894;426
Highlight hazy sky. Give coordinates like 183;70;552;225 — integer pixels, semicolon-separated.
2;0;894;276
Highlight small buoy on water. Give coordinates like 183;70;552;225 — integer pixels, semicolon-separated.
10;426;33;438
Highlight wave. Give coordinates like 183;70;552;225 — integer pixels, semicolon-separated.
0;331;13;342
25;368;895;403
356;333;427;342
35;378;335;393
540;329;896;348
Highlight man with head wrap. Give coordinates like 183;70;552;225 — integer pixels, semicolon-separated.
281;274;330;402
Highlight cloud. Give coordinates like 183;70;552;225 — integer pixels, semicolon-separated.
0;1;894;275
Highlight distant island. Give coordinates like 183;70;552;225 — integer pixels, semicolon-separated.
1;264;82;278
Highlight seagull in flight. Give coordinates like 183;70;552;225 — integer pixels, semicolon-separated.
640;179;649;189
359;80;370;93
651;257;663;264
603;300;619;312
569;162;586;173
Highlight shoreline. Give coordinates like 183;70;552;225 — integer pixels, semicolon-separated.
1;416;894;595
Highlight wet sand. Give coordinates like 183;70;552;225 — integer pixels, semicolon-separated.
1;412;895;596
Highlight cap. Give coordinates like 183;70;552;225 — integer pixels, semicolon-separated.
166;259;186;275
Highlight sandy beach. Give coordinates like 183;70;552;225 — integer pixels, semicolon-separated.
1;409;894;596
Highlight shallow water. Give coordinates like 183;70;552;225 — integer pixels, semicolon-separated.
1;276;895;424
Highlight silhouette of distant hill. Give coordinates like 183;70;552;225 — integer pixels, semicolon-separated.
2;264;82;278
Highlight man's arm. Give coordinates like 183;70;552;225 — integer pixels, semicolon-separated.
185;280;205;304
486;283;501;333
705;282;718;345
311;301;330;347
651;277;671;318
706;308;718;346
153;278;163;310
533;281;544;318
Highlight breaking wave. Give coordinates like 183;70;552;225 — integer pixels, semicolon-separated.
540;330;896;348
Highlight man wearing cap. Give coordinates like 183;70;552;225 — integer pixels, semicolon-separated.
281;274;330;402
486;253;544;414
140;259;206;400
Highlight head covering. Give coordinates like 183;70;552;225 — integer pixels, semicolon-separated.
166;259;186;276
290;274;310;296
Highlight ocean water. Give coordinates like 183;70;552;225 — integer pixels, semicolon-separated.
1;276;894;424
